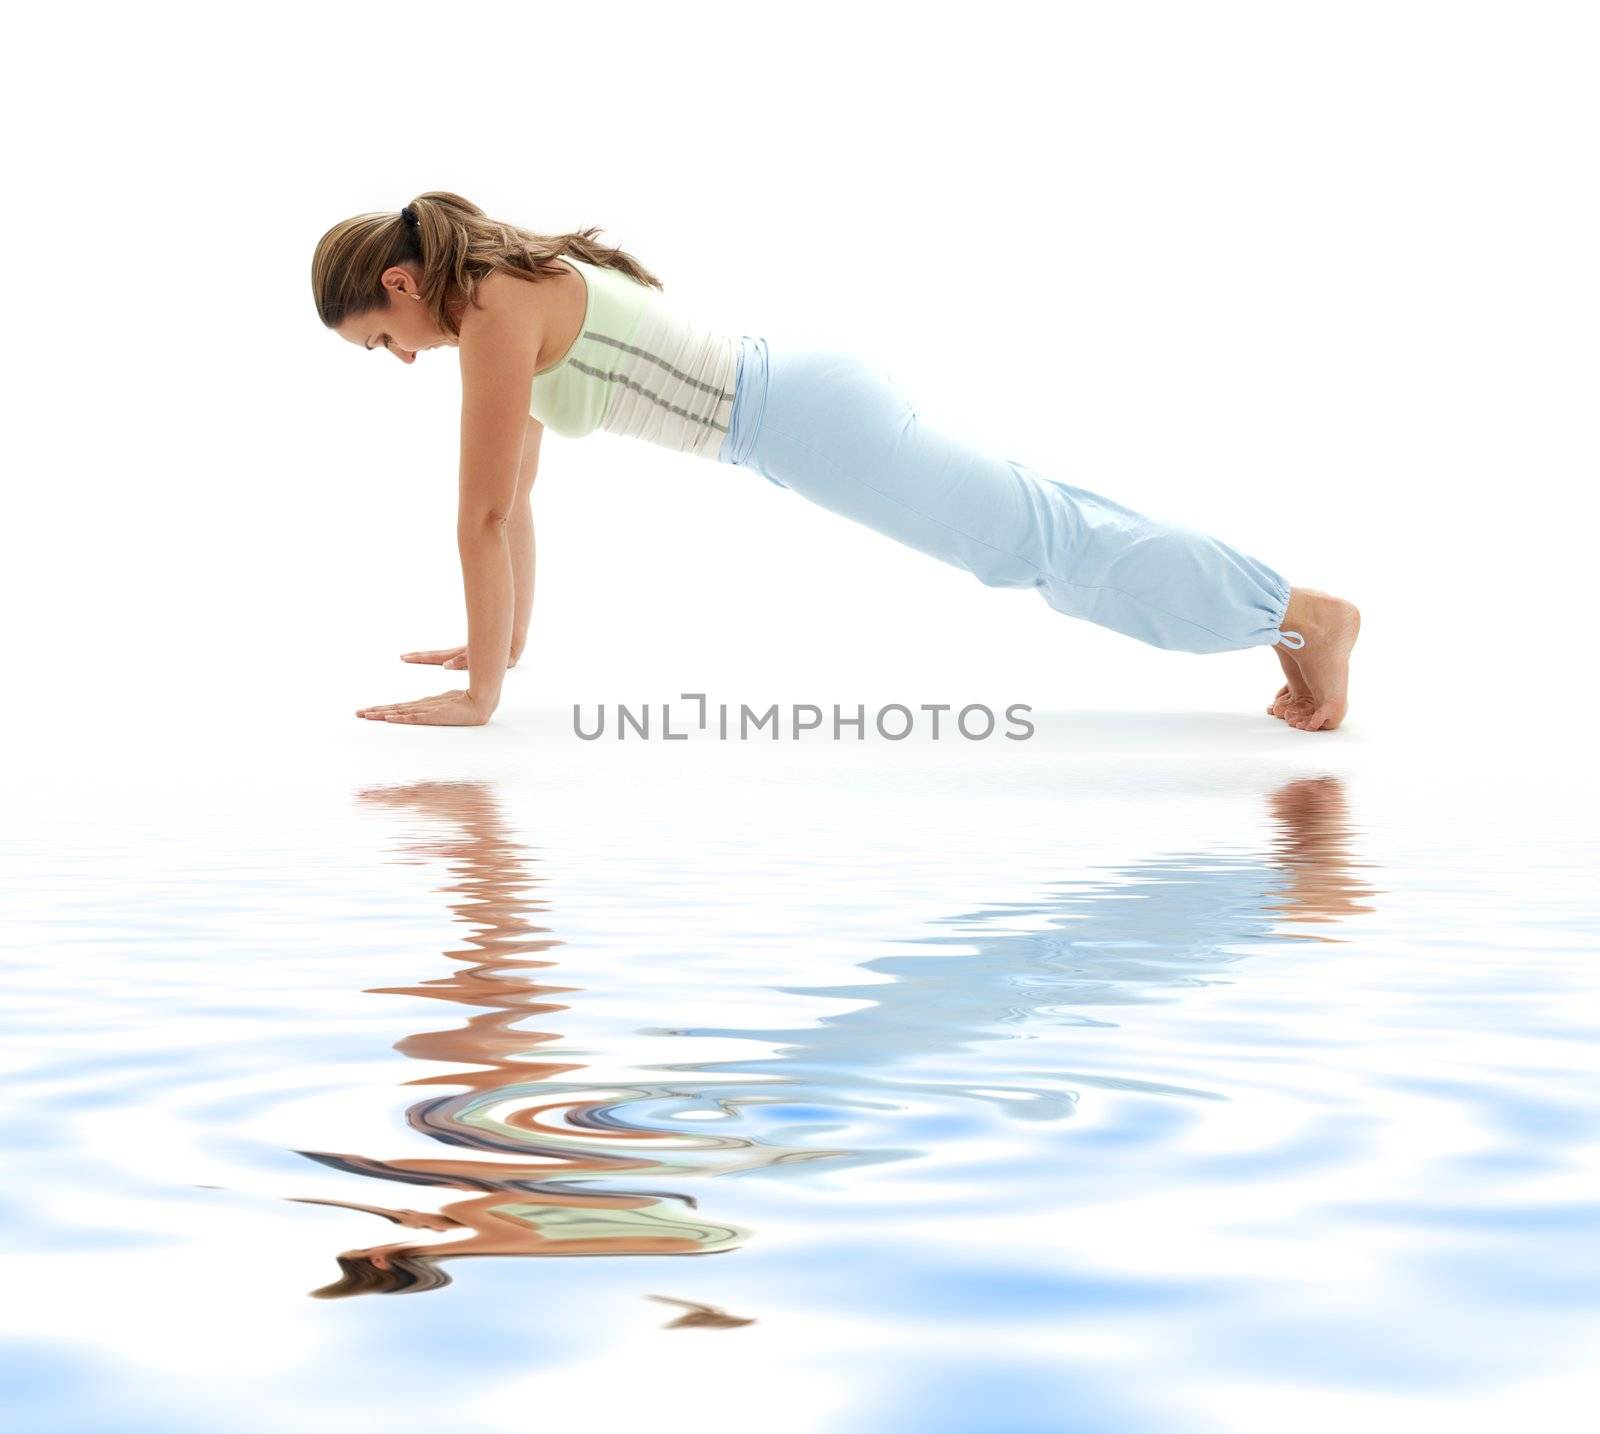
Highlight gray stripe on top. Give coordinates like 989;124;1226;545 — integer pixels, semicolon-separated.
581;331;737;402
571;356;732;434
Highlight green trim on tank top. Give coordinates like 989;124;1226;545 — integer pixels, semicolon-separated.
527;256;651;438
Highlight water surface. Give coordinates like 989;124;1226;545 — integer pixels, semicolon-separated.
3;718;1596;1432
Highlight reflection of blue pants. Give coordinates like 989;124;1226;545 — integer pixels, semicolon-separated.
717;335;1304;654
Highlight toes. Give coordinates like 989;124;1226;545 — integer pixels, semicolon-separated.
1286;703;1341;732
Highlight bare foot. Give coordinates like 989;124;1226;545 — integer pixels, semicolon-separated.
1273;587;1361;732
1267;644;1313;720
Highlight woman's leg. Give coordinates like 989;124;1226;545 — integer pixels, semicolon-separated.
721;338;1358;722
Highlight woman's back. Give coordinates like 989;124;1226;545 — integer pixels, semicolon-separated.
528;255;739;460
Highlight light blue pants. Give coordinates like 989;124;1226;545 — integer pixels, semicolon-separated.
716;336;1305;654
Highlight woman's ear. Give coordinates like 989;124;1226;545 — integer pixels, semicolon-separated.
380;265;416;298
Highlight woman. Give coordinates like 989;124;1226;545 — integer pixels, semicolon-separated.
312;191;1359;731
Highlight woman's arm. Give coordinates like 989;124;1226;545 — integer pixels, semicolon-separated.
455;301;543;718
507;416;542;664
400;412;542;673
356;279;541;727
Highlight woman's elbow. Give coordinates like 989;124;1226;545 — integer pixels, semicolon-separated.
458;509;512;535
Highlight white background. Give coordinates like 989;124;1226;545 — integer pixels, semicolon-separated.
4;0;1596;745
3;11;1599;1429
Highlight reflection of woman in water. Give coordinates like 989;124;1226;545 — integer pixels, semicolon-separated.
298;1178;744;1297
312;190;1360;731
297;781;752;1298
677;776;1378;1110
299;776;1374;1296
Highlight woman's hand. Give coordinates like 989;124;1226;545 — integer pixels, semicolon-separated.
356;689;496;726
402;644;520;671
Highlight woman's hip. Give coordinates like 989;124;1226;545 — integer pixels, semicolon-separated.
720;336;905;470
720;335;1061;589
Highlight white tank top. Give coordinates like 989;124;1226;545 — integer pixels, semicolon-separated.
527;256;740;462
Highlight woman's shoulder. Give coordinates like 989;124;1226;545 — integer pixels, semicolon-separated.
463;263;572;333
474;261;569;305
461;262;590;377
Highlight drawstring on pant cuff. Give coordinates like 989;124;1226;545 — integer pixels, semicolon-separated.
1276;629;1306;649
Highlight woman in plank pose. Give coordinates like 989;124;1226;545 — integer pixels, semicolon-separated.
312;191;1359;730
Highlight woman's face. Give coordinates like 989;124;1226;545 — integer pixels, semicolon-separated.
335;265;458;364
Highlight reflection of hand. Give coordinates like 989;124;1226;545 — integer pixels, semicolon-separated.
355;689;495;726
386;1208;462;1232
287;1196;463;1231
401;643;519;671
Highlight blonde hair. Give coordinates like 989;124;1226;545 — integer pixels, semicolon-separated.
311;189;663;338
